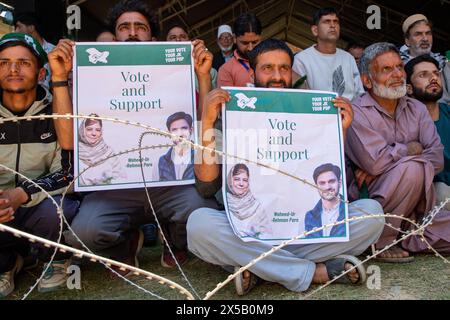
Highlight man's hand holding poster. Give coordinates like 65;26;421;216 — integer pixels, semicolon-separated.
222;87;349;245
73;42;196;191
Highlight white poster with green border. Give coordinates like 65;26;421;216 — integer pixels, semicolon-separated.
73;42;196;191
222;87;349;245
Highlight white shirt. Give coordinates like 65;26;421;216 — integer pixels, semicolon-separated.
171;147;191;180
152;146;191;181
293;46;365;101
321;203;340;237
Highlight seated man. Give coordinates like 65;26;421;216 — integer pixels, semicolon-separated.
13;12;55;88
405;55;450;210
217;13;262;88
346;43;450;262
164;24;217;117
399;14;449;105
65;0;219;272
188;39;384;295
0;33;79;296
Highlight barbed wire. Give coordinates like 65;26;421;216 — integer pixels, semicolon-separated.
0;165;66;300
0;113;448;300
138;131;202;299
0;163;194;300
57;143;175;300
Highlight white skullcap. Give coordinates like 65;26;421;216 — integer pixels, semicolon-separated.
217;25;233;38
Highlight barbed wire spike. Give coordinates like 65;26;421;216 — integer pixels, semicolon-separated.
0;113;448;301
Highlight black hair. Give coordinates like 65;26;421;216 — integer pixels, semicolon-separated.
312;7;339;26
0;41;43;68
232;163;249;177
313;163;341;183
107;0;159;38
166;112;193;130
233;13;262;37
248;38;294;71
404;54;440;84
13;11;44;36
165;23;189;40
95;29;115;41
346;42;364;51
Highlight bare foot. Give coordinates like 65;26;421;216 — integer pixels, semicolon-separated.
242;270;251;291
312;263;329;284
377;245;410;260
313;262;359;284
344;263;359;283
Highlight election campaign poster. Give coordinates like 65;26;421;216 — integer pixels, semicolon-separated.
222;87;349;245
73;42;196;191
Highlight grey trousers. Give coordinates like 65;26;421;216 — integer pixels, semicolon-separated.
66;185;219;259
187;199;384;292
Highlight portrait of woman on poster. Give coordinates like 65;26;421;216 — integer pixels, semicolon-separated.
78;114;126;186
227;163;272;239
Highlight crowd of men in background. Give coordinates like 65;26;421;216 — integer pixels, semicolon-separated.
0;0;449;298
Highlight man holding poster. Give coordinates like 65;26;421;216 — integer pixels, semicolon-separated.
64;0;219;273
188;39;385;295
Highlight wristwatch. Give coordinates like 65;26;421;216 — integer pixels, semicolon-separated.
49;80;69;88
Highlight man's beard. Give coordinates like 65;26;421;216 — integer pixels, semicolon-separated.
412;85;443;103
320;189;339;201
371;76;407;99
219;44;233;52
410;41;432;56
2;81;37;94
254;78;291;88
172;135;191;148
237;48;249;60
125;37;140;42
3;88;26;94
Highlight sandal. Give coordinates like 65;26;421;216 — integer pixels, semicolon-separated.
324;254;366;285
234;266;259;296
372;244;414;263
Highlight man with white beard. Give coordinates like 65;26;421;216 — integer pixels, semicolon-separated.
399;14;446;69
399;14;449;104
212;25;234;71
345;43;445;263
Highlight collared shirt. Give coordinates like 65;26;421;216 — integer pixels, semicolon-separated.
222;51;233;63
152;146;192;181
217;50;253;88
321;203;340;237
399;45;446;70
171;147;191;180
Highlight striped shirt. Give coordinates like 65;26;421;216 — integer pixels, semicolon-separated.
399;45;446;70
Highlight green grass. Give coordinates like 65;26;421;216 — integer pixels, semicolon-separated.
4;246;450;300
